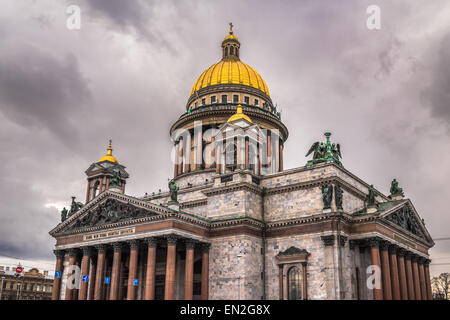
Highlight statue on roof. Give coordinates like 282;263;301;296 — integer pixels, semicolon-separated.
367;185;377;207
110;170;122;188
306;132;343;167
68;197;83;217
61;207;68;222
168;179;179;202
390;179;404;197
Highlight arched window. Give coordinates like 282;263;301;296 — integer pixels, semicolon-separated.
93;180;100;198
230;46;234;55
225;47;228;57
288;267;302;300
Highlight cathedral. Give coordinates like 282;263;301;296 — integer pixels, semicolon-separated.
49;25;434;300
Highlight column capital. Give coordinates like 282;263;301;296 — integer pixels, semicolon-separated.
128;239;140;250
321;235;335;246
68;248;79;257
397;248;407;257
338;235;347;247
95;244;107;253
113;242;123;252
367;237;382;248
201;242;211;253
424;259;431;266
185;239;197;250
411;254;420;262
388;244;399;253
53;249;65;259
418;257;427;264
166;234;179;245
349;239;358;250
404;251;413;260
81;246;94;256
379;240;390;250
145;237;158;248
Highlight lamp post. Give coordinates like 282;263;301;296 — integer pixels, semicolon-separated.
237;252;242;300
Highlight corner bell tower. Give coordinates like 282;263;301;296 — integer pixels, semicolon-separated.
84;140;129;203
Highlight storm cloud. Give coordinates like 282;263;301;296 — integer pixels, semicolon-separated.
0;0;449;276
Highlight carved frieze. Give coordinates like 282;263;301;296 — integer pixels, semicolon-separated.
385;206;425;239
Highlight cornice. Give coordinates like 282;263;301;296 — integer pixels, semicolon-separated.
202;181;262;196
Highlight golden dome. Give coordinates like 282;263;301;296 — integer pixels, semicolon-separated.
190;60;270;97
227;104;252;123
190;24;270;97
98;140;119;163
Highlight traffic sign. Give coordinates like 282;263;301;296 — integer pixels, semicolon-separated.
104;277;110;284
54;271;62;278
82;275;89;282
132;279;138;286
15;266;23;274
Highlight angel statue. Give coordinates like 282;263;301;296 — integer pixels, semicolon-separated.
110;170;122;187
168;179;179;202
61;207;68;222
390;179;404;197
306;132;343;167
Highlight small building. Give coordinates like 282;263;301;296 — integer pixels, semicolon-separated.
0;266;53;300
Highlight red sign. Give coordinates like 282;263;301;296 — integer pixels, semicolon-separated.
15;266;23;274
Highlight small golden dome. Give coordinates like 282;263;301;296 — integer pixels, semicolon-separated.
98;140;119;163
228;104;252;123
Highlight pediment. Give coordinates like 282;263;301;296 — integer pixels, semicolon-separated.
380;201;432;243
50;192;169;235
276;246;310;263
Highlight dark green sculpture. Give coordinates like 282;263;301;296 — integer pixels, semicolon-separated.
168;179;179;202
367;185;377;207
68;196;83;217
322;184;333;209
390;179;404;197
61;207;68;222
110;170;122;188
306;132;343;167
335;185;343;210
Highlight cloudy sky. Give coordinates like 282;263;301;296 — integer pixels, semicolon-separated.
0;0;449;276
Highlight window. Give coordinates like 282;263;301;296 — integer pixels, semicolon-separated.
201;98;206;105
233;95;239;103
194;102;198;108
222;95;228;103
30;284;34;291
254;99;259;106
43;285;47;292
225;142;237;171
288;267;302;300
9;282;13;289
36;284;40;292
210;96;216;104
230;47;234;55
49;285;53;293
23;284;27;291
244;96;249;105
225;47;228;57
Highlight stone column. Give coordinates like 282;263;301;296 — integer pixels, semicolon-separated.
418;258;427;300
388;245;401;300
185;132;192;172
278;264;283;300
145;237;157;300
210;135;215;169
195;123;203;170
404;253;415;300
85;181;91;203
184;240;196;300
78;247;92;300
396;249;408;300
127;240;139;300
65;248;78;300
94;245;106;300
118;260;124;300
302;262;308;300
178;137;184;176
201;243;210;300
165;235;178;300
412;256;421;300
174;142;179;178
274;133;279;172
379;241;392;300
369;238;383;300
87;256;97;300
424;259;432;300
279;142;284;172
244;138;249;169
109;243;122;300
51;250;65;300
258;142;263;174
266;132;271;171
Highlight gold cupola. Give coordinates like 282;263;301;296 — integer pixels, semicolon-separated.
190;24;270;98
227;104;252;123
98;140;119;163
